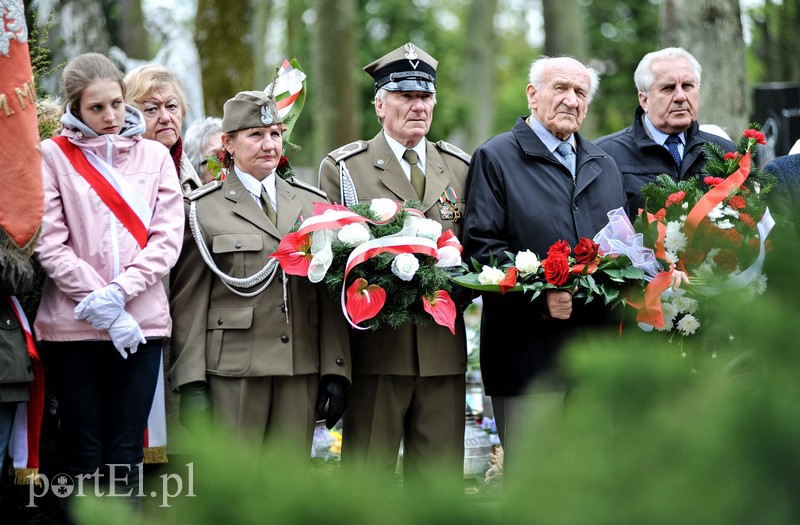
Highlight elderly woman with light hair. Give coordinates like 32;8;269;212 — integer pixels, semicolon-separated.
184;116;223;184
124;64;203;195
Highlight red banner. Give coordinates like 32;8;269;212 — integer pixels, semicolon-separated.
0;3;44;249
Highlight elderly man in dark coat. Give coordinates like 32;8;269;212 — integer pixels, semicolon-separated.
462;56;625;474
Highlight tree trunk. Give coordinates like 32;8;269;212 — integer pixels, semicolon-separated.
542;0;595;136
310;0;359;162
462;0;498;152
115;0;149;60
661;0;749;137
196;0;254;117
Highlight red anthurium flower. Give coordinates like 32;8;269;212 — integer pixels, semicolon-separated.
547;239;571;258
422;290;456;335
346;278;386;325
313;202;350;215
437;229;462;252
498;267;518;294
666;191;685;207
574;237;600;265
743;129;766;145
270;231;313;276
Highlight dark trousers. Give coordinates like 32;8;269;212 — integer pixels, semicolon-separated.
48;339;161;495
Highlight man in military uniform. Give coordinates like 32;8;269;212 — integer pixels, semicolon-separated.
169;92;350;462
318;42;470;490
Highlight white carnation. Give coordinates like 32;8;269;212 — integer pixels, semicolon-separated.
413;218;443;241
515;250;541;276
337;223;371;247
370;198;398;221
391;253;419;281
664;221;687;254
676;314;700;336
478;266;506;285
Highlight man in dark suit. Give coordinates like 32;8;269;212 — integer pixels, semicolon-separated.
318;42;469;490
461;56;626;475
764;152;800;240
595;47;735;217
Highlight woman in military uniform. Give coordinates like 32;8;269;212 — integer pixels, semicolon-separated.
169;91;349;460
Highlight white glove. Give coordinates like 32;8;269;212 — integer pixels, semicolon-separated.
107;310;146;359
74;284;125;330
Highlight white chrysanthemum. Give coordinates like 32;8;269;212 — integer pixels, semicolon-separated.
676;314;700;336
693;261;716;280
659;302;678;331
682;202;689;209
515;250;541;276
716;219;735;230
665;250;680;265
337;223;371;247
742;272;768;300
672;296;699;314
707;202;725;221
723;205;740;218
664;221;687;254
479;266;506;285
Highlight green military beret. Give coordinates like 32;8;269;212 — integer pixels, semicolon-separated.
363;42;438;93
222;90;282;133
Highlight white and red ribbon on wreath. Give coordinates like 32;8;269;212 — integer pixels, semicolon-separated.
271;201;458;332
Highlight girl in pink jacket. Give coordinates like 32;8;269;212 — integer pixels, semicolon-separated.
34;53;184;507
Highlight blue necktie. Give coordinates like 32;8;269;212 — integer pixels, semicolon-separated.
556;141;576;180
665;134;682;167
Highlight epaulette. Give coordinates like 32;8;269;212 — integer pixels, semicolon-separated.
287;177;328;199
186;180;222;201
435;140;471;164
327;140;369;163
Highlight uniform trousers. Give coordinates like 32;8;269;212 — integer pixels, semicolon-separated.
342;373;465;492
207;374;317;463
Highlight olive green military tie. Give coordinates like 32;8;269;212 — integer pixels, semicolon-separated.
402;149;426;200
260;186;277;225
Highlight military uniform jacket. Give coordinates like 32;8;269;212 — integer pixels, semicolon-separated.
318;131;469;377
168;172;350;391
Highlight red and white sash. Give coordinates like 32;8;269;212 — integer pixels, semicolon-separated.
8;296;45;485
51;136;152;248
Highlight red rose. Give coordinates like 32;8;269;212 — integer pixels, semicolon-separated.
744;129;766;145
543;253;570;286
714;248;739;274
723;152;738;161
666;191;685;207
728;195;747;210
574;237;599;265
547;239;571;258
704;176;725;186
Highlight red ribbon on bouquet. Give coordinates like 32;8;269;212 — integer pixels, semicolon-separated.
684;152;751;242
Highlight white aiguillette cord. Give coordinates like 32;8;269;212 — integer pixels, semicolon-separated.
189;201;289;323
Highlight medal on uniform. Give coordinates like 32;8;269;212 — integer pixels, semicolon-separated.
437;186;461;222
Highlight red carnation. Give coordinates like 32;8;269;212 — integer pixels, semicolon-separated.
653;208;667;220
547;239;571;258
744;129;766;145
666;191;685;207
714;248;739;274
543;253;570;286
681;247;706;267
728;195;747;210
739;212;756;230
724;228;744;248
704;176;725;186
723;152;738;161
574;237;600;265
